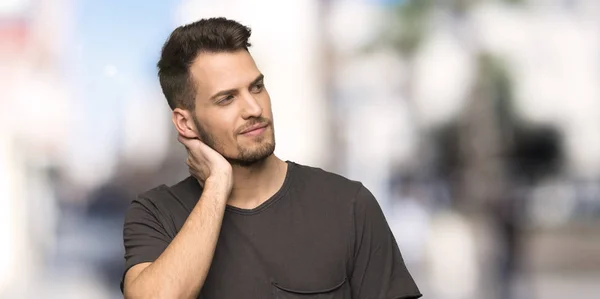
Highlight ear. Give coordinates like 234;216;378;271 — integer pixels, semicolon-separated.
172;108;199;139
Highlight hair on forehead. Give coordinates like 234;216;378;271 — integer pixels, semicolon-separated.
157;17;252;111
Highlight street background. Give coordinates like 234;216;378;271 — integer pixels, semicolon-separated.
1;0;599;298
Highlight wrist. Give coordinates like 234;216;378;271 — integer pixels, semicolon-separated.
205;174;232;191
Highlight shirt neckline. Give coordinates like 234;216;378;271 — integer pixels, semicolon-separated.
225;160;295;215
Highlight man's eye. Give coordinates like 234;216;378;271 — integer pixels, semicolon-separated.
218;95;234;105
251;83;264;93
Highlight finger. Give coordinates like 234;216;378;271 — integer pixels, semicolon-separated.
178;134;190;146
181;135;204;150
178;134;199;145
178;135;195;155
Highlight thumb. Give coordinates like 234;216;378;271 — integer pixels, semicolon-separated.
178;134;199;149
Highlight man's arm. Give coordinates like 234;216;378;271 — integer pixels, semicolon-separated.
123;178;229;299
123;135;233;299
349;184;422;299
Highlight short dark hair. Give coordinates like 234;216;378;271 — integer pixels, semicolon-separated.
157;17;252;110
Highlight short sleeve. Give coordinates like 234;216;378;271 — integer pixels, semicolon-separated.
120;197;172;292
350;185;422;299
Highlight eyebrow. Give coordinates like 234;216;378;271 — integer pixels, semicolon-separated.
250;74;264;86
209;74;264;101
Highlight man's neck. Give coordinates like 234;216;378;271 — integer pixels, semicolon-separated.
227;155;287;209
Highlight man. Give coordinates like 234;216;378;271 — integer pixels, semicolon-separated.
121;17;422;299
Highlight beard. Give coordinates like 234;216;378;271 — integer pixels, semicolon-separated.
192;116;275;167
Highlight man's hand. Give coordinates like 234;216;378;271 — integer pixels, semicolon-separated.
178;135;233;191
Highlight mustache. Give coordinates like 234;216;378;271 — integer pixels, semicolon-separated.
236;117;271;134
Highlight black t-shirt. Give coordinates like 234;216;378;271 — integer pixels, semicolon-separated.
122;161;422;298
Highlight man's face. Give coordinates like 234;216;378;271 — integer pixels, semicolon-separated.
189;50;275;166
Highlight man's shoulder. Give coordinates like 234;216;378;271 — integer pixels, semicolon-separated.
123;177;198;242
290;161;364;195
133;176;199;211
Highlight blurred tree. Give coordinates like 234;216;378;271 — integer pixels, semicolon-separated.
381;0;434;57
375;0;527;59
372;0;538;202
374;1;563;299
432;46;561;299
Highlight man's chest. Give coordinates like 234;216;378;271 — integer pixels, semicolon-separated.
199;213;353;299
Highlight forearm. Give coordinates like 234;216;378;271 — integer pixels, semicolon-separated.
125;180;229;299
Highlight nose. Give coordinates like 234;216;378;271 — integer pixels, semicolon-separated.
241;92;263;119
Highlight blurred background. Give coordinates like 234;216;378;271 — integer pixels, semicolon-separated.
1;0;600;298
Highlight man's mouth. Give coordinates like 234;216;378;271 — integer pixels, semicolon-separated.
239;122;269;135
